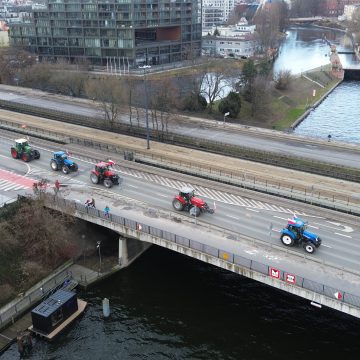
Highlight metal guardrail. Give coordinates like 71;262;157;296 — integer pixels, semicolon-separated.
0;117;359;214
0;99;359;183
44;195;360;310
69;137;360;216
0;264;73;331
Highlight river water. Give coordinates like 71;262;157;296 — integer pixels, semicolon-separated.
3;26;360;359
273;26;360;144
4;247;360;360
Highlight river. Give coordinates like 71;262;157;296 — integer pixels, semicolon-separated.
4;247;360;360
3;26;360;360
273;26;360;144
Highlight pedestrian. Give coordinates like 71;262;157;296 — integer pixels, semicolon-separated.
54;179;60;194
104;205;110;218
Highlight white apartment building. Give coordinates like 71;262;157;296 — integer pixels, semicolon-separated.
202;0;235;29
202;19;258;59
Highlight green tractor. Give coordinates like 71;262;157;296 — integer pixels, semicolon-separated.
11;138;40;162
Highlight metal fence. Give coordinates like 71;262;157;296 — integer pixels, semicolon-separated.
0;110;358;215
0;99;358;184
47;195;360;310
0;264;73;330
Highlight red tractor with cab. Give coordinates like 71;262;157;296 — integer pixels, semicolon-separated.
172;187;214;217
90;160;120;188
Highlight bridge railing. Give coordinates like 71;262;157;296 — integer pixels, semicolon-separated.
46;195;360;310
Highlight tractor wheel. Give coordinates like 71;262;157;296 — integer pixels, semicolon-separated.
11;148;18;159
90;173;99;184
62;166;70;175
172;199;184;211
281;234;295;247
104;179;113;188
73;163;78;172
33;150;40;159
304;242;316;254
190;206;201;217
50;160;58;171
22;152;30;162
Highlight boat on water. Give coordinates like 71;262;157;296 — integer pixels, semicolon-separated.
28;289;87;341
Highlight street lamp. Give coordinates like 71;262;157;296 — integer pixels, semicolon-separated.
96;241;102;272
140;65;151;150
223;112;230;125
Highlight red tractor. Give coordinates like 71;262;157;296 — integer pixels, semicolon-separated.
90;160;120;188
172;187;214;217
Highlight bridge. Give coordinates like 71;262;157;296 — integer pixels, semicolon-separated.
289;17;324;23
37;193;360;320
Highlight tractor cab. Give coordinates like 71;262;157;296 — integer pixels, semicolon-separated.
54;151;67;161
286;218;307;239
15;138;29;151
95;162;110;175
179;187;195;203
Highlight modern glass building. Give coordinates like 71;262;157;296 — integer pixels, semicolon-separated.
9;0;202;67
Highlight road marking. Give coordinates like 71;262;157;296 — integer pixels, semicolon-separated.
226;215;240;220
127;184;138;188
273;215;288;221
334;232;352;239
321;244;332;248
326;221;354;233
313;221;353;232
157;193;168;198
0;168;35;191
246;208;259;212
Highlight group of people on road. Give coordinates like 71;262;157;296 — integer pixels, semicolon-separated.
84;198;110;218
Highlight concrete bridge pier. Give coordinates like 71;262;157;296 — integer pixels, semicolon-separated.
118;235;152;269
118;236;128;267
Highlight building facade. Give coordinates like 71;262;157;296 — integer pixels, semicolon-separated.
9;0;202;67
202;0;235;30
202;19;257;59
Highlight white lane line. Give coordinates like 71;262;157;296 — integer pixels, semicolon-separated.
157;193;168;198
312;221;350;232
334;232;352;239
322;244;332;248
273;215;288;221
226;214;240;220
247;208;259;212
127;184;138;188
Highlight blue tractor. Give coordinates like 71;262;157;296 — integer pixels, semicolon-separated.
50;151;78;174
280;216;322;254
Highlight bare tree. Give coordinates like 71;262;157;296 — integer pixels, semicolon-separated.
250;75;272;119
254;1;289;52
274;69;293;90
200;63;233;111
149;79;178;139
85;77;127;128
0;47;36;84
348;8;360;44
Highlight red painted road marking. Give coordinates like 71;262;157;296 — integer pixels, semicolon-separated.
0;168;35;188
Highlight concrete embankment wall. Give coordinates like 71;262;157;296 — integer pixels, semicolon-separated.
290;76;342;130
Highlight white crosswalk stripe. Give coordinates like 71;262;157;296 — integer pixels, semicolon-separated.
0;180;27;192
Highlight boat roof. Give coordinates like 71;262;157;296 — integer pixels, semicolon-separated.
15;138;28;143
31;289;77;318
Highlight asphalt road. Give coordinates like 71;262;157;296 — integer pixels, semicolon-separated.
0;86;359;169
0;135;359;276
